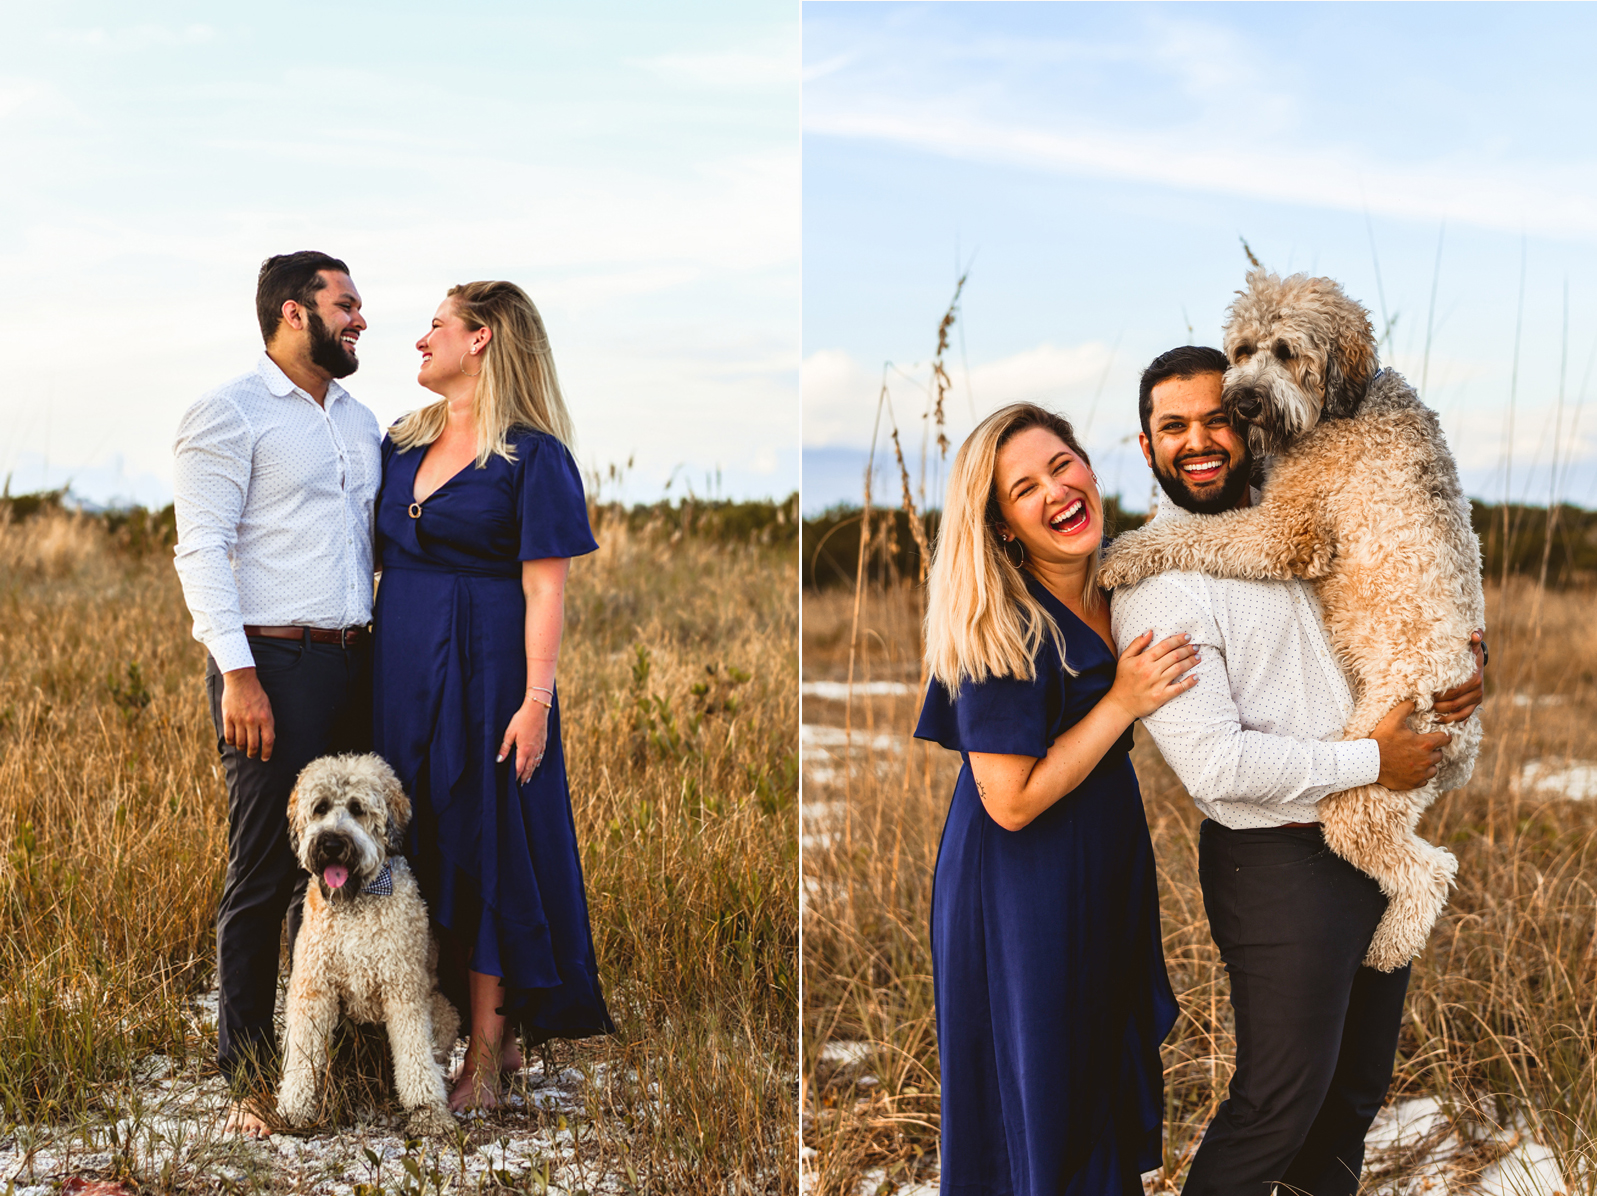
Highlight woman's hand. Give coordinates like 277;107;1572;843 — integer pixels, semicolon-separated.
498;698;550;784
1104;630;1199;721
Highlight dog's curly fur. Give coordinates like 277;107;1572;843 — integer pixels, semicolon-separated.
278;753;460;1135
1100;269;1485;972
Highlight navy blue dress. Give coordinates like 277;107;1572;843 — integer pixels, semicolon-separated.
373;427;613;1044
914;576;1177;1195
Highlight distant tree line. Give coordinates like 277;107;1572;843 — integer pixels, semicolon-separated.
803;498;1597;589
1;487;800;554
1471;501;1597;587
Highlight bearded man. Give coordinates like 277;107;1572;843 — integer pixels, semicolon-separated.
1109;345;1485;1195
172;251;381;1137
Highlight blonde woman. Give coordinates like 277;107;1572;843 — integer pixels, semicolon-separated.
913;403;1194;1194
373;282;611;1112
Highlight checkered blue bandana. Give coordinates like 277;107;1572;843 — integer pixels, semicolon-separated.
361;862;393;897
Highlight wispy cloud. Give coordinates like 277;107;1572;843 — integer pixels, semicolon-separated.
639;42;799;90
805;101;1597;241
44;24;218;51
803;340;1112;448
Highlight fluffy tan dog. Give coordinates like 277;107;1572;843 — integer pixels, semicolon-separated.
1100;269;1485;971
279;754;459;1135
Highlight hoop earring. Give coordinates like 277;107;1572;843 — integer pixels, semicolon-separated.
1002;536;1026;569
460;353;482;377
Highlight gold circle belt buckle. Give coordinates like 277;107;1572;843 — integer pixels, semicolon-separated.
408;502;422;519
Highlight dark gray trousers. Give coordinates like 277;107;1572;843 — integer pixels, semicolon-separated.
205;635;371;1088
1181;820;1411;1196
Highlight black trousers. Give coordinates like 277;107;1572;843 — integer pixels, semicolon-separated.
1182;821;1411;1196
205;635;371;1088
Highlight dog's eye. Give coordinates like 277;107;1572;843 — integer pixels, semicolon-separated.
313;800;330;816
348;802;363;817
1234;344;1254;361
1274;341;1293;361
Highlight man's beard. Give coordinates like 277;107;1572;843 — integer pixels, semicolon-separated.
306;308;359;379
1152;449;1252;515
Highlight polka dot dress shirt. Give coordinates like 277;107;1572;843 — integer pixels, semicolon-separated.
172;353;382;674
1108;492;1381;828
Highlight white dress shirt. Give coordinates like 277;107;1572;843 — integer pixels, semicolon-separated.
172;353;382;674
1109;493;1381;829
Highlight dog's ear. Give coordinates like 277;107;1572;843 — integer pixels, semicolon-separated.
286;782;305;857
1323;299;1377;419
384;771;412;851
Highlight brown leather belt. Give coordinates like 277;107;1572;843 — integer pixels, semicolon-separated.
244;624;367;647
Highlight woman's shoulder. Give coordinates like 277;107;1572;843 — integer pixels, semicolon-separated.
507;424;565;451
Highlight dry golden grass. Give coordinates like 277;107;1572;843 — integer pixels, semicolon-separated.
0;506;797;1192
801;579;1597;1195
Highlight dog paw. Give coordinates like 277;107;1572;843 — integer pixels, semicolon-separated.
406;1103;457;1137
1097;545;1148;590
1099;531;1169;590
275;1099;314;1130
1361;934;1412;973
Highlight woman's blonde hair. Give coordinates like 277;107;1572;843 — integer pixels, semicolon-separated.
925;403;1102;690
390;281;575;463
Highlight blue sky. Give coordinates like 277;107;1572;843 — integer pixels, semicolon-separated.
802;2;1597;513
1;1;797;507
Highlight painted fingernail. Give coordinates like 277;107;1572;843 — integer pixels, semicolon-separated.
496;752;506;762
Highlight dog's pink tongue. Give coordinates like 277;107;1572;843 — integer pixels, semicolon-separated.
324;866;348;890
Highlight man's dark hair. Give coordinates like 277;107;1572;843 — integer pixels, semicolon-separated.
1137;345;1229;439
256;251;350;344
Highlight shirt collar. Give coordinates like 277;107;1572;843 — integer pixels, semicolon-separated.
1151;485;1263;523
256;352;350;409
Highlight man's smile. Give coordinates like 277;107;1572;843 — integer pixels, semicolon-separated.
1178;453;1228;486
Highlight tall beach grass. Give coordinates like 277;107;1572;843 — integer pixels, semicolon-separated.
801;576;1597;1194
0;495;799;1191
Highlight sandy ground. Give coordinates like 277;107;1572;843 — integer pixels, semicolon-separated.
0;990;640;1195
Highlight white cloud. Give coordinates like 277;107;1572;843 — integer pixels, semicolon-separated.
639;43;799;91
803;101;1597;242
0;80;46;120
804;340;1114;449
965;341;1112;410
801;349;879;447
45;24;217;51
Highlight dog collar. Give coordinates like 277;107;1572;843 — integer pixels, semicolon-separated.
362;863;393;897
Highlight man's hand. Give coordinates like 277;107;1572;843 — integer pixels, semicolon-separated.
1432;630;1486;725
1371;700;1450;791
221;667;276;761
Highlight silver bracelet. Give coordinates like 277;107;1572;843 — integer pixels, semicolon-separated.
527;685;554;707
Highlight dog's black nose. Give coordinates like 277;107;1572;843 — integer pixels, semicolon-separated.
1230;389;1263;420
309;832;353;868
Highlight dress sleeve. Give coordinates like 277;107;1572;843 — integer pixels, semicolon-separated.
913;667;1054;759
515;432;599;560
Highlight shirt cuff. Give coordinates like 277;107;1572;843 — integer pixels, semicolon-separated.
206;630;257;675
1334;738;1382;789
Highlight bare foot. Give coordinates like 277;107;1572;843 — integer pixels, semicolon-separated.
448;1065;502;1113
500;1035;524;1076
224;1100;272;1139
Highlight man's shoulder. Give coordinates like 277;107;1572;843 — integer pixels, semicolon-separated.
176;368;269;437
1112;568;1215;613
